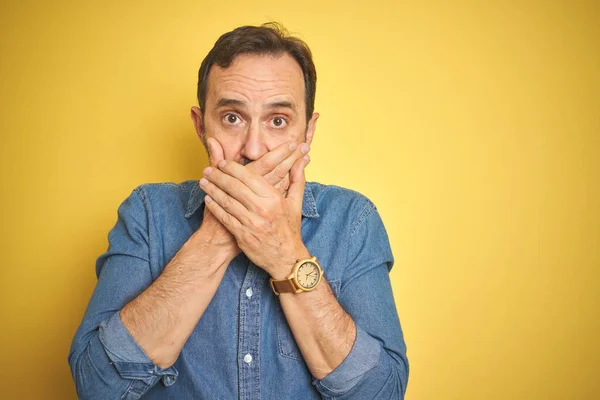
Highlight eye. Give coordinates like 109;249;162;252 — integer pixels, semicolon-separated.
270;116;288;129
223;113;243;126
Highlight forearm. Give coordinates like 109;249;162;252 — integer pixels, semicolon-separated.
278;252;408;398
279;278;356;380
280;274;409;399
121;224;236;369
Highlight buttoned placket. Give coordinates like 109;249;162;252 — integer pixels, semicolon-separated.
238;260;262;400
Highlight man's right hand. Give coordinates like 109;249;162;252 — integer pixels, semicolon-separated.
198;137;310;254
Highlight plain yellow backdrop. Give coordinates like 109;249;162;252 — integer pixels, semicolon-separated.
1;1;598;399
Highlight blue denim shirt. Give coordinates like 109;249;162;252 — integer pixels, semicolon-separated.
69;180;409;399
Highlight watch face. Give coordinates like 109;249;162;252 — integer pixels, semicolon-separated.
296;262;320;289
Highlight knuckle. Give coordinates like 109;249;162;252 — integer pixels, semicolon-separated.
259;202;277;218
263;171;277;185
241;231;256;246
250;218;263;231
255;219;271;234
222;211;234;226
263;159;277;172
256;205;268;217
275;165;287;179
265;160;277;171
248;176;261;188
221;196;232;212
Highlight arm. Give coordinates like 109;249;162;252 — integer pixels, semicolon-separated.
287;206;409;398
278;270;357;380
68;140;308;399
201;157;409;398
68;190;237;400
68;188;190;400
120;216;236;368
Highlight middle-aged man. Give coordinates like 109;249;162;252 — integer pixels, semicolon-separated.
69;23;409;399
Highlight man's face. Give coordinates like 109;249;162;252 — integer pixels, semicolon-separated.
191;53;318;164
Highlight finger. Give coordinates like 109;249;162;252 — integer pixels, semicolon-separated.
287;155;309;208
207;137;225;166
274;173;290;195
202;165;259;210
203;137;225;223
217;160;273;197
246;141;298;177
200;175;252;226
263;142;310;186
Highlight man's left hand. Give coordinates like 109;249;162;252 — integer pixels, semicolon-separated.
199;149;311;279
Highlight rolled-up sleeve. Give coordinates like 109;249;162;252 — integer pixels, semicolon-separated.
68;187;178;400
313;201;409;399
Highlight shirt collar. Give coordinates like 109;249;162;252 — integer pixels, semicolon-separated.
185;181;320;219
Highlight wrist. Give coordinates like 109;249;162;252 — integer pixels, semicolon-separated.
269;245;311;280
197;213;238;253
187;224;238;265
172;235;236;279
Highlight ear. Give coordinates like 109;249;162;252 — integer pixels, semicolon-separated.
305;112;319;145
190;106;205;144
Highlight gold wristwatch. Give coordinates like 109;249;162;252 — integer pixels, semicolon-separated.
270;256;323;295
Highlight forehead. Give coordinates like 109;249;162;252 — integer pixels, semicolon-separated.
206;53;305;109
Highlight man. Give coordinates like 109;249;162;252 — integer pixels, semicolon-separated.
69;23;409;399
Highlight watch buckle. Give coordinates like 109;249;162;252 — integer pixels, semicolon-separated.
269;278;281;296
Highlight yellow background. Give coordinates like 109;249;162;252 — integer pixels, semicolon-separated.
1;1;598;399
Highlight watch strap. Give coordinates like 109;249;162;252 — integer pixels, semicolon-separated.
270;278;301;295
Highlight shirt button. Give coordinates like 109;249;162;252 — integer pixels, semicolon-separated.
244;353;253;364
245;288;253;299
163;376;175;386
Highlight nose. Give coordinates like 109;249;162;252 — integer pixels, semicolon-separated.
240;122;268;162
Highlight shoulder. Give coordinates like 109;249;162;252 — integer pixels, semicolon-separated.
307;181;374;207
132;180;196;199
307;182;378;233
305;182;393;274
125;180;198;216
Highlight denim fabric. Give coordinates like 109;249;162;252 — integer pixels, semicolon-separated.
69;180;409;399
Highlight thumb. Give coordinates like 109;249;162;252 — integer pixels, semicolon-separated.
287;155;309;208
206;137;225;166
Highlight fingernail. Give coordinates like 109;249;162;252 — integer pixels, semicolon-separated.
218;160;227;168
300;143;310;154
200;178;208;186
304;154;310;164
205;195;212;203
203;167;213;176
289;142;297;151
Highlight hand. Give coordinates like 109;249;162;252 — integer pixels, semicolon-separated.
199;148;311;279
198;139;310;250
198;138;237;250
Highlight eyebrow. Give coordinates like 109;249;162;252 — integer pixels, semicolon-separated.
215;98;297;114
216;98;247;108
266;101;296;112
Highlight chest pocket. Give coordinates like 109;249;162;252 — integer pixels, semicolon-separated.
275;280;341;361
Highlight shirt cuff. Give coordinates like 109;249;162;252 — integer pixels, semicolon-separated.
312;326;381;396
98;311;178;386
